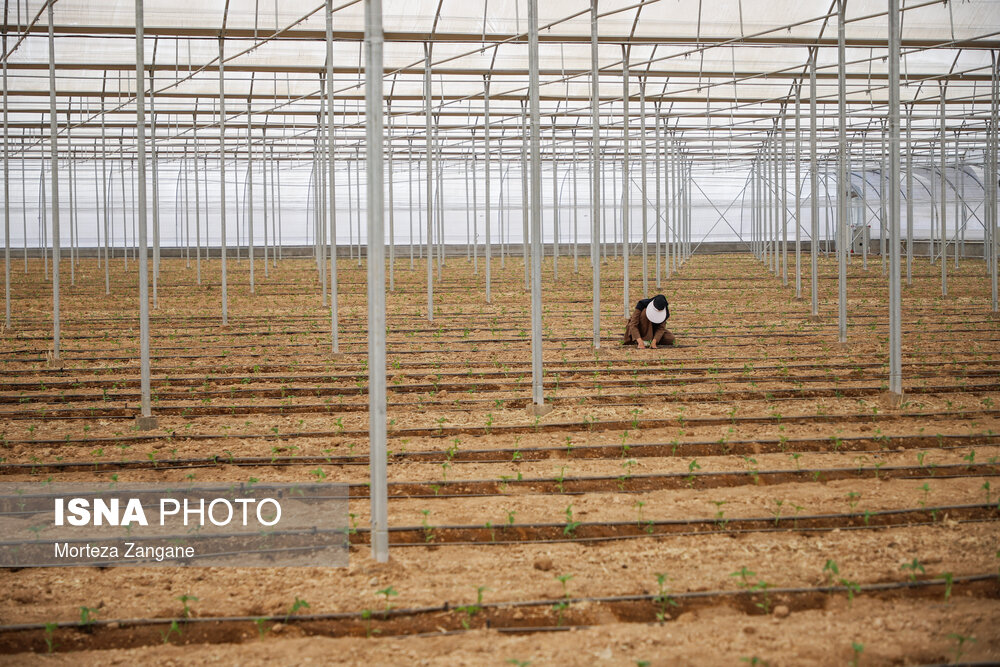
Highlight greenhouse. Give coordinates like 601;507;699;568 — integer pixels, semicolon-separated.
1;0;999;663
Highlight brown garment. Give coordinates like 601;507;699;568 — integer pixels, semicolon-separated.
622;309;675;346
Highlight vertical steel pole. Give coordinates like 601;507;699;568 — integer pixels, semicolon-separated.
906;104;913;287
388;123;395;291
810;53;819;318
639;80;648;295
939;84;947;297
552;119;558;281
219;37;228;325
2;18;9;328
46;3;60;358
484;78;492;302
836;0;848;343
247;110;255;293
888;0;902;401
529;0;546;407
364;0;388;564
423;44;433;320
193;107;202;285
573;136;578;274
522;107;530;290
326;0;339;351
622;47;630;317
408;139;414;269
991;53;999;313
781;112;788;286
135;0;152;418
654;107;661;285
101;101;111;293
795;87;802;299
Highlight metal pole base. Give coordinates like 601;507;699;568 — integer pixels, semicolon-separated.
134;416;159;431
881;391;905;410
527;403;553;417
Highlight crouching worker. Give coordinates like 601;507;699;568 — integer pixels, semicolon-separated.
622;294;675;348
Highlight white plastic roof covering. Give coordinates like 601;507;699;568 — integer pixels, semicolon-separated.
2;0;998;246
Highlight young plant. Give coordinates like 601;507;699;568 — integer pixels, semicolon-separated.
653;573;678;623
563;504;581;536
552;573;574;626
177;594;199;619
901;557;925;581
454;586;489;629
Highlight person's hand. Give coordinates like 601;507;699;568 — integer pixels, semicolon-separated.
636;340;645;349
650;341;657;349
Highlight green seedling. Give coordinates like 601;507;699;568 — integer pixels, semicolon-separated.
454;586;489;629
79;606;98;627
286;596;310;621
948;633;976;663
552;573;574;626
849;642;864;667
653;573;678;622
43;623;58;653
563;504;581;536
253;617;270;638
711;500;728;530
162;619;182;644
376;586;398;612
901;558;925;581
420;510;435;543
771;499;784;526
176;594;198;619
823;559;840;586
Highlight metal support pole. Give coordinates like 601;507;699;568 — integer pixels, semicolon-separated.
2;18;8;328
906;104;913;287
939;84;947;297
810;53;819;318
423;43;434;321
622;47;630;317
246;110;255;293
589;1;600;349
528;0;546;409
781;113;788;286
218;37;228;325
794;87;802;299
364;0;388;564
992;53;999;313
388;122;395;291
654;107;661;286
135;0;152;419
521;107;529;290
888;0;902;401
836;0;848;344
193;107;202;285
47;3;61;358
639;80;648;296
484;77;492;302
326;0;339;351
551;119;558;281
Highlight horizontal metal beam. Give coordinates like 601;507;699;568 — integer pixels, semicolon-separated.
18;24;1000;50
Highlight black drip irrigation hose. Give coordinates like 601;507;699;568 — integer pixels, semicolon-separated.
0;575;994;653
352;504;999;546
7;413;1000;454
3;333;996;364
2;357;999;391
3;431;997;473
3;380;999;422
2;350;991;380
4;370;998;406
